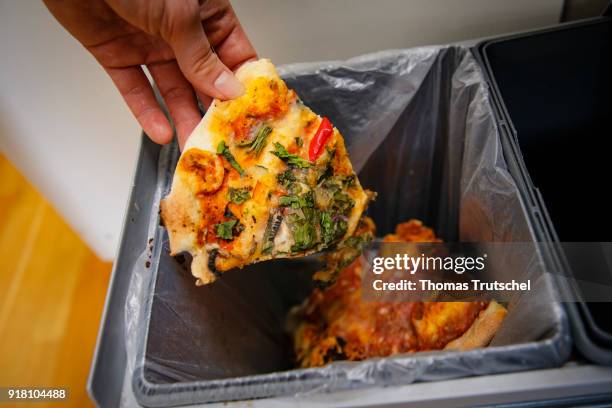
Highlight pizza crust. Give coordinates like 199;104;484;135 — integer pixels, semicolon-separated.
444;301;507;351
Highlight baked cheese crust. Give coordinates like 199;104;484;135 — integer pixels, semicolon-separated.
160;59;370;285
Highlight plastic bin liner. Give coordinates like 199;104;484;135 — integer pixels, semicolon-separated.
123;45;571;407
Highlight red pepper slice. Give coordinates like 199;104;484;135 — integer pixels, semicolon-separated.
308;117;334;161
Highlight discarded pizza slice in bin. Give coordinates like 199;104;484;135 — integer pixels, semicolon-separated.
290;219;508;368
160;59;371;285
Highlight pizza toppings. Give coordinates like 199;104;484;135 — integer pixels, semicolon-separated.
247;125;273;156
178;148;225;194
313;216;375;285
262;209;284;254
259;153;362;258
277;170;297;190
216;141;245;176
214;219;238;240
271;142;313;168
228;187;251;204
309;117;334;161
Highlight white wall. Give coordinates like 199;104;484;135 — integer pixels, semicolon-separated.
0;1;140;261
233;0;563;64
0;0;561;261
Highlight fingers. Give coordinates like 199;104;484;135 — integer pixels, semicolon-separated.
148;60;202;149
105;66;173;144
200;0;258;71
162;3;244;101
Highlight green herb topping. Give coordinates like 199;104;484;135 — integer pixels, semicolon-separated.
228;187;251;204
214;219;244;241
320;211;348;245
217;141;245;176
277;170;298;191
214;220;237;240
248;126;272;157
330;191;355;215
271;142;312;168
344;234;370;250
279;191;315;209
288;214;318;253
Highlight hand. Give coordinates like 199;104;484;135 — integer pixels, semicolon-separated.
43;0;257;148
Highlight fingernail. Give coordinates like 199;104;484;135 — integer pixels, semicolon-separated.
214;71;245;99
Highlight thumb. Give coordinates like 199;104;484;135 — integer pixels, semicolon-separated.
163;8;245;100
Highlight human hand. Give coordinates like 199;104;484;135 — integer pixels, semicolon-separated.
44;0;257;148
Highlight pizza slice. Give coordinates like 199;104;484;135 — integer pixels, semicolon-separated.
290;219;507;368
160;59;371;285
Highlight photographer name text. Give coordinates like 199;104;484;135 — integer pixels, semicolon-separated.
372;279;531;292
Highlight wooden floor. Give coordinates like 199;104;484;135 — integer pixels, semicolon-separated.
0;154;112;407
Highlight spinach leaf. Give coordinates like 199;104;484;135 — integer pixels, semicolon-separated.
277;169;296;189
279;191;314;209
330;191;355;215
217;141;245;175
214;219;238;240
228;187;251;204
290;218;317;253
320;211;348;245
271;142;312;168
